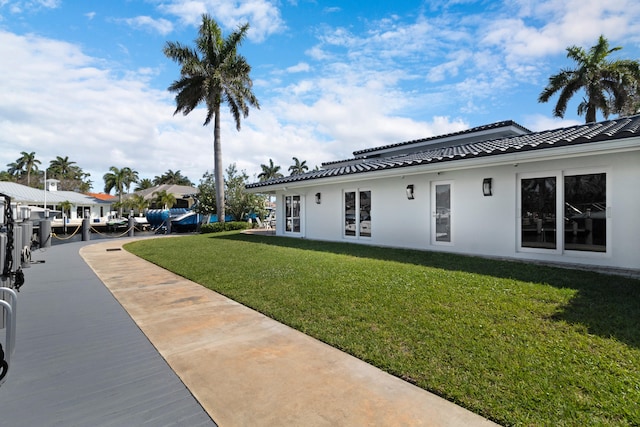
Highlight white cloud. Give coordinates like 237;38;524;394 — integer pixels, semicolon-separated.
482;0;640;61
0;28;471;189
124;16;174;35
0;30;203;185
285;62;310;73
426;50;471;82
522;114;581;132
158;0;285;42
0;0;59;13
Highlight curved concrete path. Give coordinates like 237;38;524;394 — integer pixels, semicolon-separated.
81;239;498;427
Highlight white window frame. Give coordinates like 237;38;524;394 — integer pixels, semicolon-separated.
517;171;562;255
283;194;303;235
516;168;610;257
562;167;611;258
431;180;454;246
343;188;371;239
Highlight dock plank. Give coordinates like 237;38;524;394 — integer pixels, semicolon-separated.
0;240;215;427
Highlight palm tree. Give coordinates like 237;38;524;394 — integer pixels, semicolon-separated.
121;167;139;193
615;80;640;116
152;189;177;210
135;178;154;191
5;162;21;180
288;157;309;176
152;169;192;186
258;159;283;181
103;166;128;216
48;156;77;179
48;156;90;191
164;14;259;223
59;200;73;219
16;151;41;187
0;171;15;182
128;193;149;216
539;35;640;123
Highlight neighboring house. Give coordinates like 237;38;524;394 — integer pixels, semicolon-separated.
247;115;640;271
0;179;113;222
123;184;197;209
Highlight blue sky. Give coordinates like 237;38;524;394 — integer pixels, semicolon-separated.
1;0;640;189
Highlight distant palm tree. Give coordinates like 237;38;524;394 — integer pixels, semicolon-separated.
288;157;309;176
48;156;77;179
45;156;91;191
128;193;149;216
103;166;128;216
59;200;73;219
121;167;139;193
539;35;640;123
135;178;154;191
0;171;15;182
16;151;41;187
164;14;259;223
6;162;21;180
152;169;192;186
152;189;177;210
258;159;283;181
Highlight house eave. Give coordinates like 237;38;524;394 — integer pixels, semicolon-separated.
246;135;640;192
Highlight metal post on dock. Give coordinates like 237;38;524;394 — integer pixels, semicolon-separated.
82;217;90;241
128;214;135;237
39;220;51;248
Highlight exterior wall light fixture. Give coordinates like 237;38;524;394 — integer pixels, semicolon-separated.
315;192;321;204
406;184;415;200
483;178;492;196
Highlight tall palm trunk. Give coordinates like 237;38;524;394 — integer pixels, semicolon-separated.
214;105;225;223
586;106;597;123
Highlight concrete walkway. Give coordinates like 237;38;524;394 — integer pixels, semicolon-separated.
80;239;498;427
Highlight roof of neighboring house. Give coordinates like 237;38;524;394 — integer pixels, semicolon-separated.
0;182;112;205
86;192;117;201
247;115;640;189
123;184;198;201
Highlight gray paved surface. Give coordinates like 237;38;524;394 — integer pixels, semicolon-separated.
0;240;216;426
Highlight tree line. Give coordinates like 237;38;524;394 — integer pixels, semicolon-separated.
0;152;194;192
1;153;92;192
256;156;317;181
0;150;276;221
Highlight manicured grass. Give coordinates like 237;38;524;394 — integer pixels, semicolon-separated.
125;232;640;426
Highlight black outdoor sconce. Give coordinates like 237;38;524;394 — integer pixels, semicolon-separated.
483;178;492;196
315;192;321;204
406;184;415;200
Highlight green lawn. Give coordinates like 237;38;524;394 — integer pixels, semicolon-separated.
125;232;640;426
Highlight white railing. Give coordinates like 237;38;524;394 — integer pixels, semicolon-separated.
0;287;17;386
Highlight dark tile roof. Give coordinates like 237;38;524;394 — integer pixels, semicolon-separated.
246;115;640;189
351;120;531;157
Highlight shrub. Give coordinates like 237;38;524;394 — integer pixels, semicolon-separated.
200;221;251;234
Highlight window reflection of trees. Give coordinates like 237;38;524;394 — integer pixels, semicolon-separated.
564;173;606;252
521;173;606;252
521;177;557;248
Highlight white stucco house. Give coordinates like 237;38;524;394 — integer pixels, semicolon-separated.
0;179;113;223
247;115;640;272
